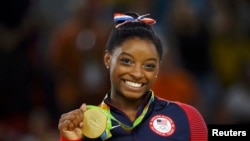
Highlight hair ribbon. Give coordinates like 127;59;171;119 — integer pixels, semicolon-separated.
114;13;156;28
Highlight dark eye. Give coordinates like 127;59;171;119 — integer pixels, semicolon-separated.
120;58;133;65
143;63;156;70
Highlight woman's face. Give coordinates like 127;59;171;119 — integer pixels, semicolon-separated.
104;37;160;100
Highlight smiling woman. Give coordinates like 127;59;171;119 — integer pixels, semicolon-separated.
105;37;159;103
58;12;208;141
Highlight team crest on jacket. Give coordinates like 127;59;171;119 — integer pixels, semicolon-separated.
149;115;175;136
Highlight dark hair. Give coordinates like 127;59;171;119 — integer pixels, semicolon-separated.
105;12;164;61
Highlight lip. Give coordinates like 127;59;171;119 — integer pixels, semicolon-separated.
122;79;145;91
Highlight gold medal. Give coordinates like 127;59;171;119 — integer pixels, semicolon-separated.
82;108;107;138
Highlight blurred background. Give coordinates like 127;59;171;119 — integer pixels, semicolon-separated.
0;0;249;140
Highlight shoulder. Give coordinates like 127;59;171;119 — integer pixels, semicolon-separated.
175;101;208;141
154;97;208;140
155;96;205;121
175;102;203;119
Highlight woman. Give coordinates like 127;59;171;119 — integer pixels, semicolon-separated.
58;12;208;141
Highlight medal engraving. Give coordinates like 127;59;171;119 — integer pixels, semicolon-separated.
82;108;107;138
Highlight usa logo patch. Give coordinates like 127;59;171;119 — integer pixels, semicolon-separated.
149;115;175;136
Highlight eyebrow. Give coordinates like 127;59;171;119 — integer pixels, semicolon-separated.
120;52;158;62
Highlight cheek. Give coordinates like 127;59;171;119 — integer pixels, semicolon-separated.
110;63;123;77
147;73;158;83
151;77;158;85
110;65;127;78
145;70;158;82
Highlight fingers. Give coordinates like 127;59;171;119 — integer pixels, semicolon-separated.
58;107;84;131
80;103;87;112
58;103;89;140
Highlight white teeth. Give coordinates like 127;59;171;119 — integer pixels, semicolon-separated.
125;81;142;88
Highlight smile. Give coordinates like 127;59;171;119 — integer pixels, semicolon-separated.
124;80;143;88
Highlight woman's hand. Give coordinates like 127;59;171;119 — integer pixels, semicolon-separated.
58;103;87;140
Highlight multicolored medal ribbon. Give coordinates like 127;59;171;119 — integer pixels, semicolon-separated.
114;13;156;28
82;91;155;140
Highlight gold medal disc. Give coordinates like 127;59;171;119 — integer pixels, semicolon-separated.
82;108;107;138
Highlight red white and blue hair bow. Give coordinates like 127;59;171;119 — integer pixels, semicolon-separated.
114;13;156;28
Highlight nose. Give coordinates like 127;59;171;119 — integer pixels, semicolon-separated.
130;65;144;79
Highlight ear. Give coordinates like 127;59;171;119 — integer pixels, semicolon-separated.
155;70;159;78
104;51;111;69
155;64;160;78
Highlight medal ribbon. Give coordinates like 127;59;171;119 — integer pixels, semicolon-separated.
86;91;154;140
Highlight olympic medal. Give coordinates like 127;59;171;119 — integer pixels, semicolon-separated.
82;108;107;138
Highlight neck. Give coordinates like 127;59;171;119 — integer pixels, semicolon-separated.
111;95;142;110
110;93;144;121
